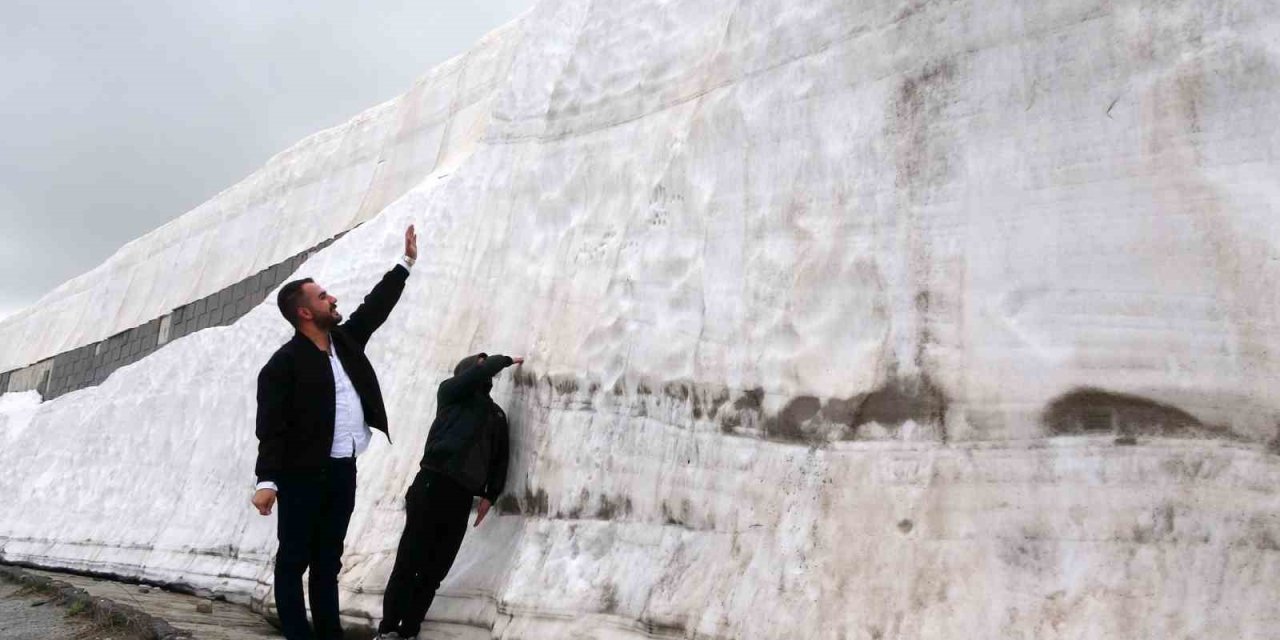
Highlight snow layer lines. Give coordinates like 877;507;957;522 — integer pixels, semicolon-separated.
3;0;1280;638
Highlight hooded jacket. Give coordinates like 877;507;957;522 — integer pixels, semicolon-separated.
420;353;513;501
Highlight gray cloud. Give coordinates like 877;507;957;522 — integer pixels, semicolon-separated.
0;0;535;320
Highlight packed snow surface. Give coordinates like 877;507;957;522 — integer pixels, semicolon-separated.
3;0;1280;638
0;391;42;443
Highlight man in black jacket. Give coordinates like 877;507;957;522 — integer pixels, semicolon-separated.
252;225;417;640
376;352;522;640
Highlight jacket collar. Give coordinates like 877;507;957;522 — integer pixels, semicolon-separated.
290;330;336;355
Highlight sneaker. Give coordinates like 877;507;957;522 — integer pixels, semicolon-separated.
375;633;403;640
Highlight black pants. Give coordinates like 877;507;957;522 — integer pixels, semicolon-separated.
379;470;474;638
275;458;357;640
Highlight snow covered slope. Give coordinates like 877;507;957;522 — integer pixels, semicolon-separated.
0;20;523;373
3;0;1280;637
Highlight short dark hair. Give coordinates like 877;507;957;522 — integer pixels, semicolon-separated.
277;278;313;326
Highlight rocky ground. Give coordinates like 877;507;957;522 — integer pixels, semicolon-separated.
0;579;142;640
2;565;483;639
1;566;280;640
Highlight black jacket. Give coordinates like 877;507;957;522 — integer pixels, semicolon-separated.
255;264;409;483
420;355;514;501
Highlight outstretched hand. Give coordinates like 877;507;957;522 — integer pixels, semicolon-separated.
404;225;418;261
474;498;492;527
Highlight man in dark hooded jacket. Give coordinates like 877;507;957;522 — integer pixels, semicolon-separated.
376;352;522;640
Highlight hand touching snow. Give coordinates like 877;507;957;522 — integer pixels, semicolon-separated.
404;225;417;262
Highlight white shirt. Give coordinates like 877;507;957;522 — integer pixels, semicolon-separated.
327;342;370;458
256;255;413;493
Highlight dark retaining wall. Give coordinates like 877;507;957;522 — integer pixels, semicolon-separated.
3;232;344;400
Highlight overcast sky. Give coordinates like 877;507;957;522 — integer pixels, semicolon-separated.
0;0;535;321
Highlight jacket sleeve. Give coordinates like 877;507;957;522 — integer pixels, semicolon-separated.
484;417;510;503
341;264;409;348
438;354;514;406
254;353;292;484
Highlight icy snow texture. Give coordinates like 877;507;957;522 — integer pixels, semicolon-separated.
4;0;1280;638
0;391;41;443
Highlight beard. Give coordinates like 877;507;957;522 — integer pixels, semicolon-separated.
315;307;342;329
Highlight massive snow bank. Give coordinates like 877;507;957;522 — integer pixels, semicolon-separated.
0;20;523;372
3;0;1280;637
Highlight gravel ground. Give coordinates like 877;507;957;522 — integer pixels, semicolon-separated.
2;567;488;639
0;581;141;640
20;569;280;640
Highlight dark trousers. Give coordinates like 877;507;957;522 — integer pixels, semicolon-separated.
379;470;474;638
275;458;357;640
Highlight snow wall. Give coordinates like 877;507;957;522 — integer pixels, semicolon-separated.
3;0;1280;638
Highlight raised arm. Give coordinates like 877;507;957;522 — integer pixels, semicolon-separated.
342;225;417;347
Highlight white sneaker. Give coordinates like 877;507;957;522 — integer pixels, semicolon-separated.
375;633;403;640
